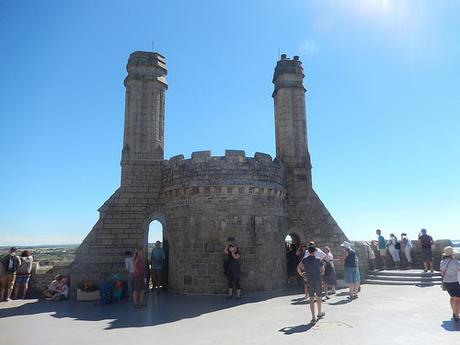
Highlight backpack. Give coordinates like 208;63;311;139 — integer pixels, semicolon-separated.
2;255;18;273
100;281;113;305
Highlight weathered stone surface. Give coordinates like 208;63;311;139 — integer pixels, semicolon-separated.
71;52;348;295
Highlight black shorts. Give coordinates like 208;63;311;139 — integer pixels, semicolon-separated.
306;280;322;297
422;248;432;262
444;282;460;297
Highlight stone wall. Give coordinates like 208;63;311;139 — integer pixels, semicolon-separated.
162;150;286;294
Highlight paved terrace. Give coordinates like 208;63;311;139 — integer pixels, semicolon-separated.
0;284;458;344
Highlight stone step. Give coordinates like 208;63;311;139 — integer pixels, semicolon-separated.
363;279;442;286
367;270;441;278
365;275;442;282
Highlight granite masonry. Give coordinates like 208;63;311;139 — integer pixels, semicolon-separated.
70;52;349;294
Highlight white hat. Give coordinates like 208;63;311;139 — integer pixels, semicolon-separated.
442;246;456;256
341;241;351;250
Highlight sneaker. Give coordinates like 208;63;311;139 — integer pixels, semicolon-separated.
225;295;233;299
309;318;317;325
317;312;325;319
453;314;460;322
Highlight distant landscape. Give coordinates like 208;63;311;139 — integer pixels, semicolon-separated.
0;244;78;266
0;242;163;266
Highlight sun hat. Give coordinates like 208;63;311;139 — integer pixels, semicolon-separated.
340;241;351;250
442;246;456;256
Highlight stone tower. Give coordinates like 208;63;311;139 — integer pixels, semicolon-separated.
273;54;348;251
71;52;348;295
71;52;168;286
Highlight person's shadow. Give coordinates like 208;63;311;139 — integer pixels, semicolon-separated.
279;323;315;335
327;299;351;306
441;320;460;331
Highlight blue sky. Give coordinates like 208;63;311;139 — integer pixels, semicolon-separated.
1;0;459;245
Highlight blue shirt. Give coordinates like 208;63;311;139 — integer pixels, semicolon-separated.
378;235;386;249
151;248;165;269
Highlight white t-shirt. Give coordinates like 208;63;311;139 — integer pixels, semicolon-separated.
388;237;397;251
125;256;135;274
60;284;69;298
304;248;326;260
324;252;334;262
440;258;460;283
401;235;412;248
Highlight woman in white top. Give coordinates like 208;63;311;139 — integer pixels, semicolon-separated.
13;250;33;299
322;246;337;297
387;234;400;269
400;233;413;268
440;246;460;321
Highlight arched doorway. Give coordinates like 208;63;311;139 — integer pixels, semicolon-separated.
147;219;168;291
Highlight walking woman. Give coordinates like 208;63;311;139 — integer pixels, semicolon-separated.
341;241;359;300
440;246;460;321
224;241;241;299
132;248;146;308
322;246;337;297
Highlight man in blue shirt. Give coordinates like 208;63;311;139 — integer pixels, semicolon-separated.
297;245;325;325
150;241;166;291
376;229;387;270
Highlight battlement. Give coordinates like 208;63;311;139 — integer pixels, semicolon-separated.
165;150;281;167
162;150;285;192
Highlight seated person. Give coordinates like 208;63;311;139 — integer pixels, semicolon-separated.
43;274;69;301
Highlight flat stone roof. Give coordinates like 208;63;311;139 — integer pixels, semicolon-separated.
0;285;458;344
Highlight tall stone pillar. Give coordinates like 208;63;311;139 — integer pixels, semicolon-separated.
272;54;347;255
121;51;167;186
273;54;312;233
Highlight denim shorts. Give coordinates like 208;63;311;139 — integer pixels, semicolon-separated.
344;267;359;284
15;275;31;284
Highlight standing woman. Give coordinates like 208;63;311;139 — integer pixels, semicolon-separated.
387;234;401;269
224;241;241;299
322;246;337;297
400;233;413;269
13;250;33;299
132;249;146;308
341;241;359;300
440;246;460;321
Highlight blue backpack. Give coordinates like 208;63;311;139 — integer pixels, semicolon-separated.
100;281;113;305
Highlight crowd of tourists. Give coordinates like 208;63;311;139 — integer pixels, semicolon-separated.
1;229;459;323
373;228;435;272
123;240;166;308
285;240;360;324
0;247;34;301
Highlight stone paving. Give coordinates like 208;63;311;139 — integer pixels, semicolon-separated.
0;285;458;345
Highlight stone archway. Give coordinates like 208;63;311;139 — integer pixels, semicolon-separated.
143;213;169;291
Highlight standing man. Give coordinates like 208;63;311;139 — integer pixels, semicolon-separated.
124;250;134;300
150;241;166;291
418;228;434;273
0;247;21;301
376;229;387;270
297;245;325;325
